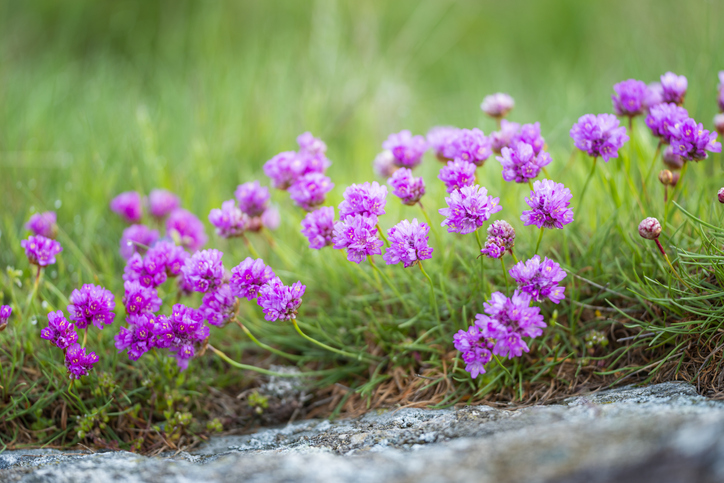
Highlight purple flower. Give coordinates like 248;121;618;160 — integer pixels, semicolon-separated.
662;145;685;170
669;118;722;161
110;191;143;223
569;113;629;162
382;130;428;168
480;93;515;118
289;173;334;211
153;304;209;370
453;325;493;378
229;258;275;300
115;314;157;361
149;240;188;277
438;185;502;235
208;200;248;238
388;168;425;206
40;311;78;349
0;305;11;331
508;255;567;304
301;206;336;250
646;103;689;144
297;132;327;155
475;291;546;359
521;179;574;229
373;150;398;177
148;189;180;219
119;224;159;260
480;239;505;259
426;126;459;161
611;79;649;117
480;220;515;259
123;252;167;288
257;278;306;322
338;181;387;220
181;249;225;293
261;206;281;231
383;219;433;268
201;284;237;327
123;280;162;315
441;128;492;167
67;284;116;330
235;181;270;217
660;71;687;105
645;82;664;110
25;212;57;239
497;142;551;183
65;343;99;379
166;208;208;251
438;158;477;194
491;119;520;154
332;214;384;263
21;235;63;267
264;151;305;190
511;122;545;155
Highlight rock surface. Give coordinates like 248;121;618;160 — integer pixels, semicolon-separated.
3;382;724;482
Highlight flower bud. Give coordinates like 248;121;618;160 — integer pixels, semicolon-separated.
662;145;684;170
670;172;680;187
718;187;724;204
658;170;673;185
714;114;724;137
638;217;662;240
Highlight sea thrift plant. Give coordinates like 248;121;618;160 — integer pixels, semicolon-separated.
21;235;63;267
288;173;334;211
569;113;629;162
148;189;180;219
0;305;11;331
426;126;459;161
383;219;433;268
497;142;552;183
67;284;117;330
208;200;248;238
480;93;515;118
124;252;167;288
115;314;158;361
646;103;689;144
235;181;270;217
110;191;143;223
181;249;225;293
64;344;99;379
297;131;327;156
508;255;567;304
40;311;78;349
154;304;210;370
611;79;649;117
638;217;662;240
119;224;159;260
388;168;425;205
646;82;664;109
480;220;515;259
229;258;275;300
438;185;502;235
438;158;477;193
511;122;545;155
668;118;722;161
200;284;237;327
453;325;493;378
521;179;574;229
25;212;57;239
261;206;281;231
660;71;687;105
373;150;397;177
332;214;384;263
662;145;685;169
382;130;428;168
264;151;305;190
166;208;208;251
338;182;387;220
491;119;520;153
257;278;306;321
441;128;492;166
122;281;162;315
301;207;336;250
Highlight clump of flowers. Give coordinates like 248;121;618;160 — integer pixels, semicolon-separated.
508;255;567;304
480;93;514;118
21;235;63;267
201;284;237;327
388;168;425;205
338;181;387;220
166;208;208;251
373;150;397;177
181;249;225;293
497;142;551;183
0;305;11;331
480;220;515;259
521;179;574;229
110;191;143;223
439;185;502;235
230;258;275;300
257;278;306;321
301;206;336;250
235;181;270;217
453;326;493;379
332;214;383;263
208;200;248;238
119;224;159;260
115;314;157;361
25;211;57;239
154;304;210;370
569;113;629;161
491;119;520;153
646;103;689;144
297;131;327;155
264;151;306;190
65;344;99;379
67;284;117;330
123;281;162;315
148;189;180;219
511;122;545;155
660;71;687;105
40;311;78;349
438;158;477;193
442;128;492;166
288;173;334;211
383;219;433;268
382;130;428;168
668;118;721;161
426;126;459;161
611;79;650;117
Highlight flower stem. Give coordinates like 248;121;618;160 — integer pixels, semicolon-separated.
418;261;440;322
493;354;514;384
534;227;545;256
527;180;534;191
654;239;693;291
235;319;303;361
81;328;88;349
643;140;662;203
501;257;509;295
474;230;486;295
376;223;390;247
577;156;598;209
23;266;42;323
510;250;519;264
292;319;373;362
369;256;410;309
418;201;442;250
208;344;337;377
242;236;261;259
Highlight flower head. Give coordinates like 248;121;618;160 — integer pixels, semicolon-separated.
442;128;492;166
301;206;336;250
373;150;398;177
491;119;520;153
229;258;275;300
521;179;574;229
497;142;552;183
332;214;384;263
612;79;649;117
474;291;546;359
382;130;428;168
148;189;180;219
570;113;629;162
264;151;305;190
166;208;207;251
646;103;690;144
181;249;225;293
669;118;722;161
124;251;168;288
508;255;566;304
257;278;306;321
480;220;515;259
289;173;334;211
25;212;57;239
297;132;327;156
511;122;545;155
201;284;237;327
40;310;78;349
110;191;143;223
480;93;515;118
426;126;460;161
718;187;724;204
235;181;270;217
388;168;425;205
154;304;209;370
208;200;249;238
115;314;157;361
338;181;387;220
65;344;99;379
660;72;687;105
67;284;116;330
123;281;162;315
21;235;63;267
438;158;477;194
453;325;493;378
383;219;433;268
0;305;11;331
261;206;281;231
119;224;159;260
438;185;502;235
638;217;661;240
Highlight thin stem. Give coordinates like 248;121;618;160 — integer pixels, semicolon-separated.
376;223;390;247
369;257;410;309
501;257;509;295
236;320;303;361
474;230;486;295
418;261;440;322
527;180;534;191
643;140;662;202
534;227;545;256
654;239;693;291
493;354;514;384
577;156;598;209
23;266;42;322
81;328;88;349
418;201;442;250
208;344;336;377
242;236;261;259
292;319;373;362
511;250;519;264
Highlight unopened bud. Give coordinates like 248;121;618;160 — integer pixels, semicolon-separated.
714;114;724;137
718;187;724;204
658;170;673;185
662;146;684;170
638;217;662;240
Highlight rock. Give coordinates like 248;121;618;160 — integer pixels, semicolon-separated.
3;382;724;482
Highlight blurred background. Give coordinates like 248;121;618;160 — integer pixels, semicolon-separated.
0;0;722;265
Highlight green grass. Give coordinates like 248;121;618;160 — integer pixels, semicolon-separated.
1;0;724;450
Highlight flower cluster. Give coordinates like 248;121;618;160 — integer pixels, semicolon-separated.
373;150;397;177
439;185;502;235
119;224;159;260
123;281;162;315
155;305;210;370
508;255;567;304
235;181;271;217
645;103;689;144
521;179;574;229
569;113;629;161
301;206;336;250
0;305;11;331
383;219;433;268
115;314;157;361
110;191;143;223
333;214;383;263
388;168;425;205
382;130;428;168
660;72;687;105
490;119;520;153
65;344;100;379
480;220;515;259
67;284;116;330
230;258;275;300
441;128;492;167
257;278;306;321
339;182;387;219
497;142;551;183
480;93;514;118
475;291;546;359
511;122;545;155
453;326;493;378
148;189;180;219
21;235;63;267
40;311;78;349
426;126;460;161
264;133;331;190
668;118;721;161
438;159;477;193
25;211;57;239
166;208;208;251
200;284;237;327
288;172;334;211
611;79;649;117
181;249;225;293
208;200;248;238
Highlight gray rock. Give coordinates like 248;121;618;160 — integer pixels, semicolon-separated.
3;382;724;482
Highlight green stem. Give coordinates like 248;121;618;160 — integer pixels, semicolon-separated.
376;223;390;247
511;250;519;264
643;140;662;203
81;328;88;349
23;266;42;323
534;227;545;256
493;354;514;384
474;230;486;295
418;261;440;322
418;201;442;250
527;180;534;191
369;257;410;309
501;257;509;295
577;156;598;209
208;344;337;376
292;319;373;362
654;239;693;292
236;320;303;361
243;236;261;259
